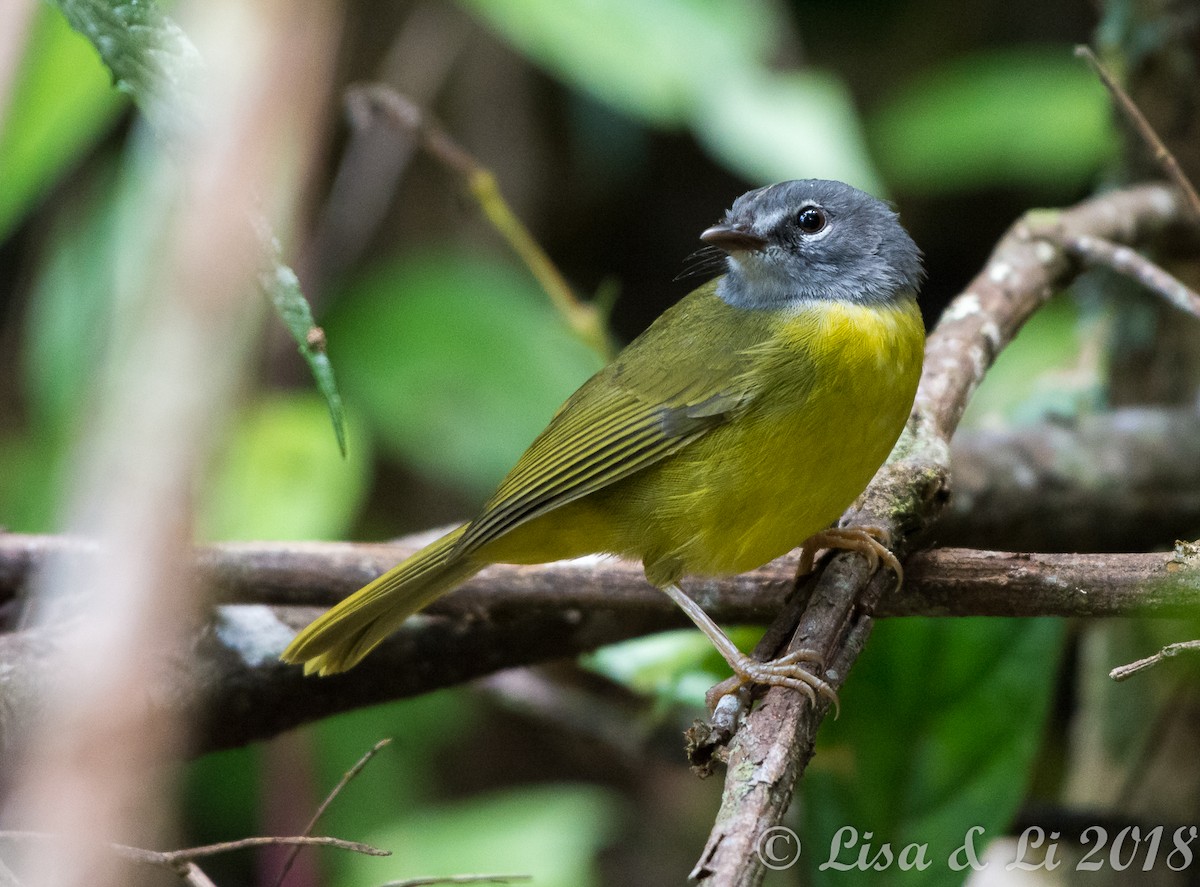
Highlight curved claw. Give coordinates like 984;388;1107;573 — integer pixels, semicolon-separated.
704;649;840;717
797;525;903;592
656;582;842;716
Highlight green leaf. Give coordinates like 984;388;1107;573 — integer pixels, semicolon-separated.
0;431;67;533
327;252;605;495
697;69;884;195
460;0;883;189
46;0;345;455
870;47;1118;194
49;0;203;133
802;617;1065;886
259;241;350;456
584;626;766;708
199;394;370;542
0;4;125;241
459;0;778;125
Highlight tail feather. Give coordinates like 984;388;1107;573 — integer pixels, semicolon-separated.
282;525;481;675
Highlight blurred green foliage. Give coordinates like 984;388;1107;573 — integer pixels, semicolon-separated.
353;784;620;886
21;165;120;436
870;48;1117;194
326;252;605;495
460;0;885;193
4;159;124;533
199;395;371;542
805;618;1064;885
585;626;766;707
0;1;1126;884
0;4;125;241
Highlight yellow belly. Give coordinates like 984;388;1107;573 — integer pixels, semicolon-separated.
479;298;924;586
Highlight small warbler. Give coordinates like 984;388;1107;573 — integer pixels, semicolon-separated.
282;179;925;705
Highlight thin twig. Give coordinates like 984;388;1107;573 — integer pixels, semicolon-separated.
381;876;532;887
344;83;614;360
1055;233;1200;319
178;863;219;887
1111;640;1200;681
1076;45;1200;224
0;832;388;887
273;738;393;887
151;835;389;863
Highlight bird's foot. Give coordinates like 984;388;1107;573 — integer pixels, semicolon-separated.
657;582;840;714
797;525;903;591
704;648;839;715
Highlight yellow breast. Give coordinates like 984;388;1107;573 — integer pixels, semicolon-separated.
628;296;924;583
478;295;924;586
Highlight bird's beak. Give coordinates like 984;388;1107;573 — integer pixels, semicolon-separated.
699;223;768;253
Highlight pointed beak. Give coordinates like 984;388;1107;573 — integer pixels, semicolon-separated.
699;223;768;253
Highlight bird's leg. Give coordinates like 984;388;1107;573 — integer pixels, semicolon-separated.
659;583;837;713
796;525;903;591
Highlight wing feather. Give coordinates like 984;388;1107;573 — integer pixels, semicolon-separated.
453;282;775;556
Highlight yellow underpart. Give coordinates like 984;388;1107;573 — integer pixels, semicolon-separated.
479;296;925;584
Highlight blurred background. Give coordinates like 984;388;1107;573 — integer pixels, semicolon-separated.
2;0;1199;884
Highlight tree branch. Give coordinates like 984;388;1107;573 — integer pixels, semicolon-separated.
1075;45;1200;224
938;405;1200;552
0;534;1195;758
3;534;1199;621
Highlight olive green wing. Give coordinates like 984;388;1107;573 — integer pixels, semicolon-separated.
454;282;774;554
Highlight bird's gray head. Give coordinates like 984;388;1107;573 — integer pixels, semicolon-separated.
701;179;923;309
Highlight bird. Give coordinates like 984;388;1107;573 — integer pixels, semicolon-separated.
282;179;926;706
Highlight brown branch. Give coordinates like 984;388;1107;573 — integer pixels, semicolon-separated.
690;182;1187;885
0;534;1196;759
1075;45;1200;224
938;406;1200;553
915;186;1182;442
1056;233;1200;319
4;534;1200;621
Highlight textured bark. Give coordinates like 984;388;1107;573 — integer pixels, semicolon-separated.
0;535;1195;757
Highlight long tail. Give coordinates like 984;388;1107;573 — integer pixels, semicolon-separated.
281;525;482;676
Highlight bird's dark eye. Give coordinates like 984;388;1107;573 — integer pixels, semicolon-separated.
795;207;826;234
